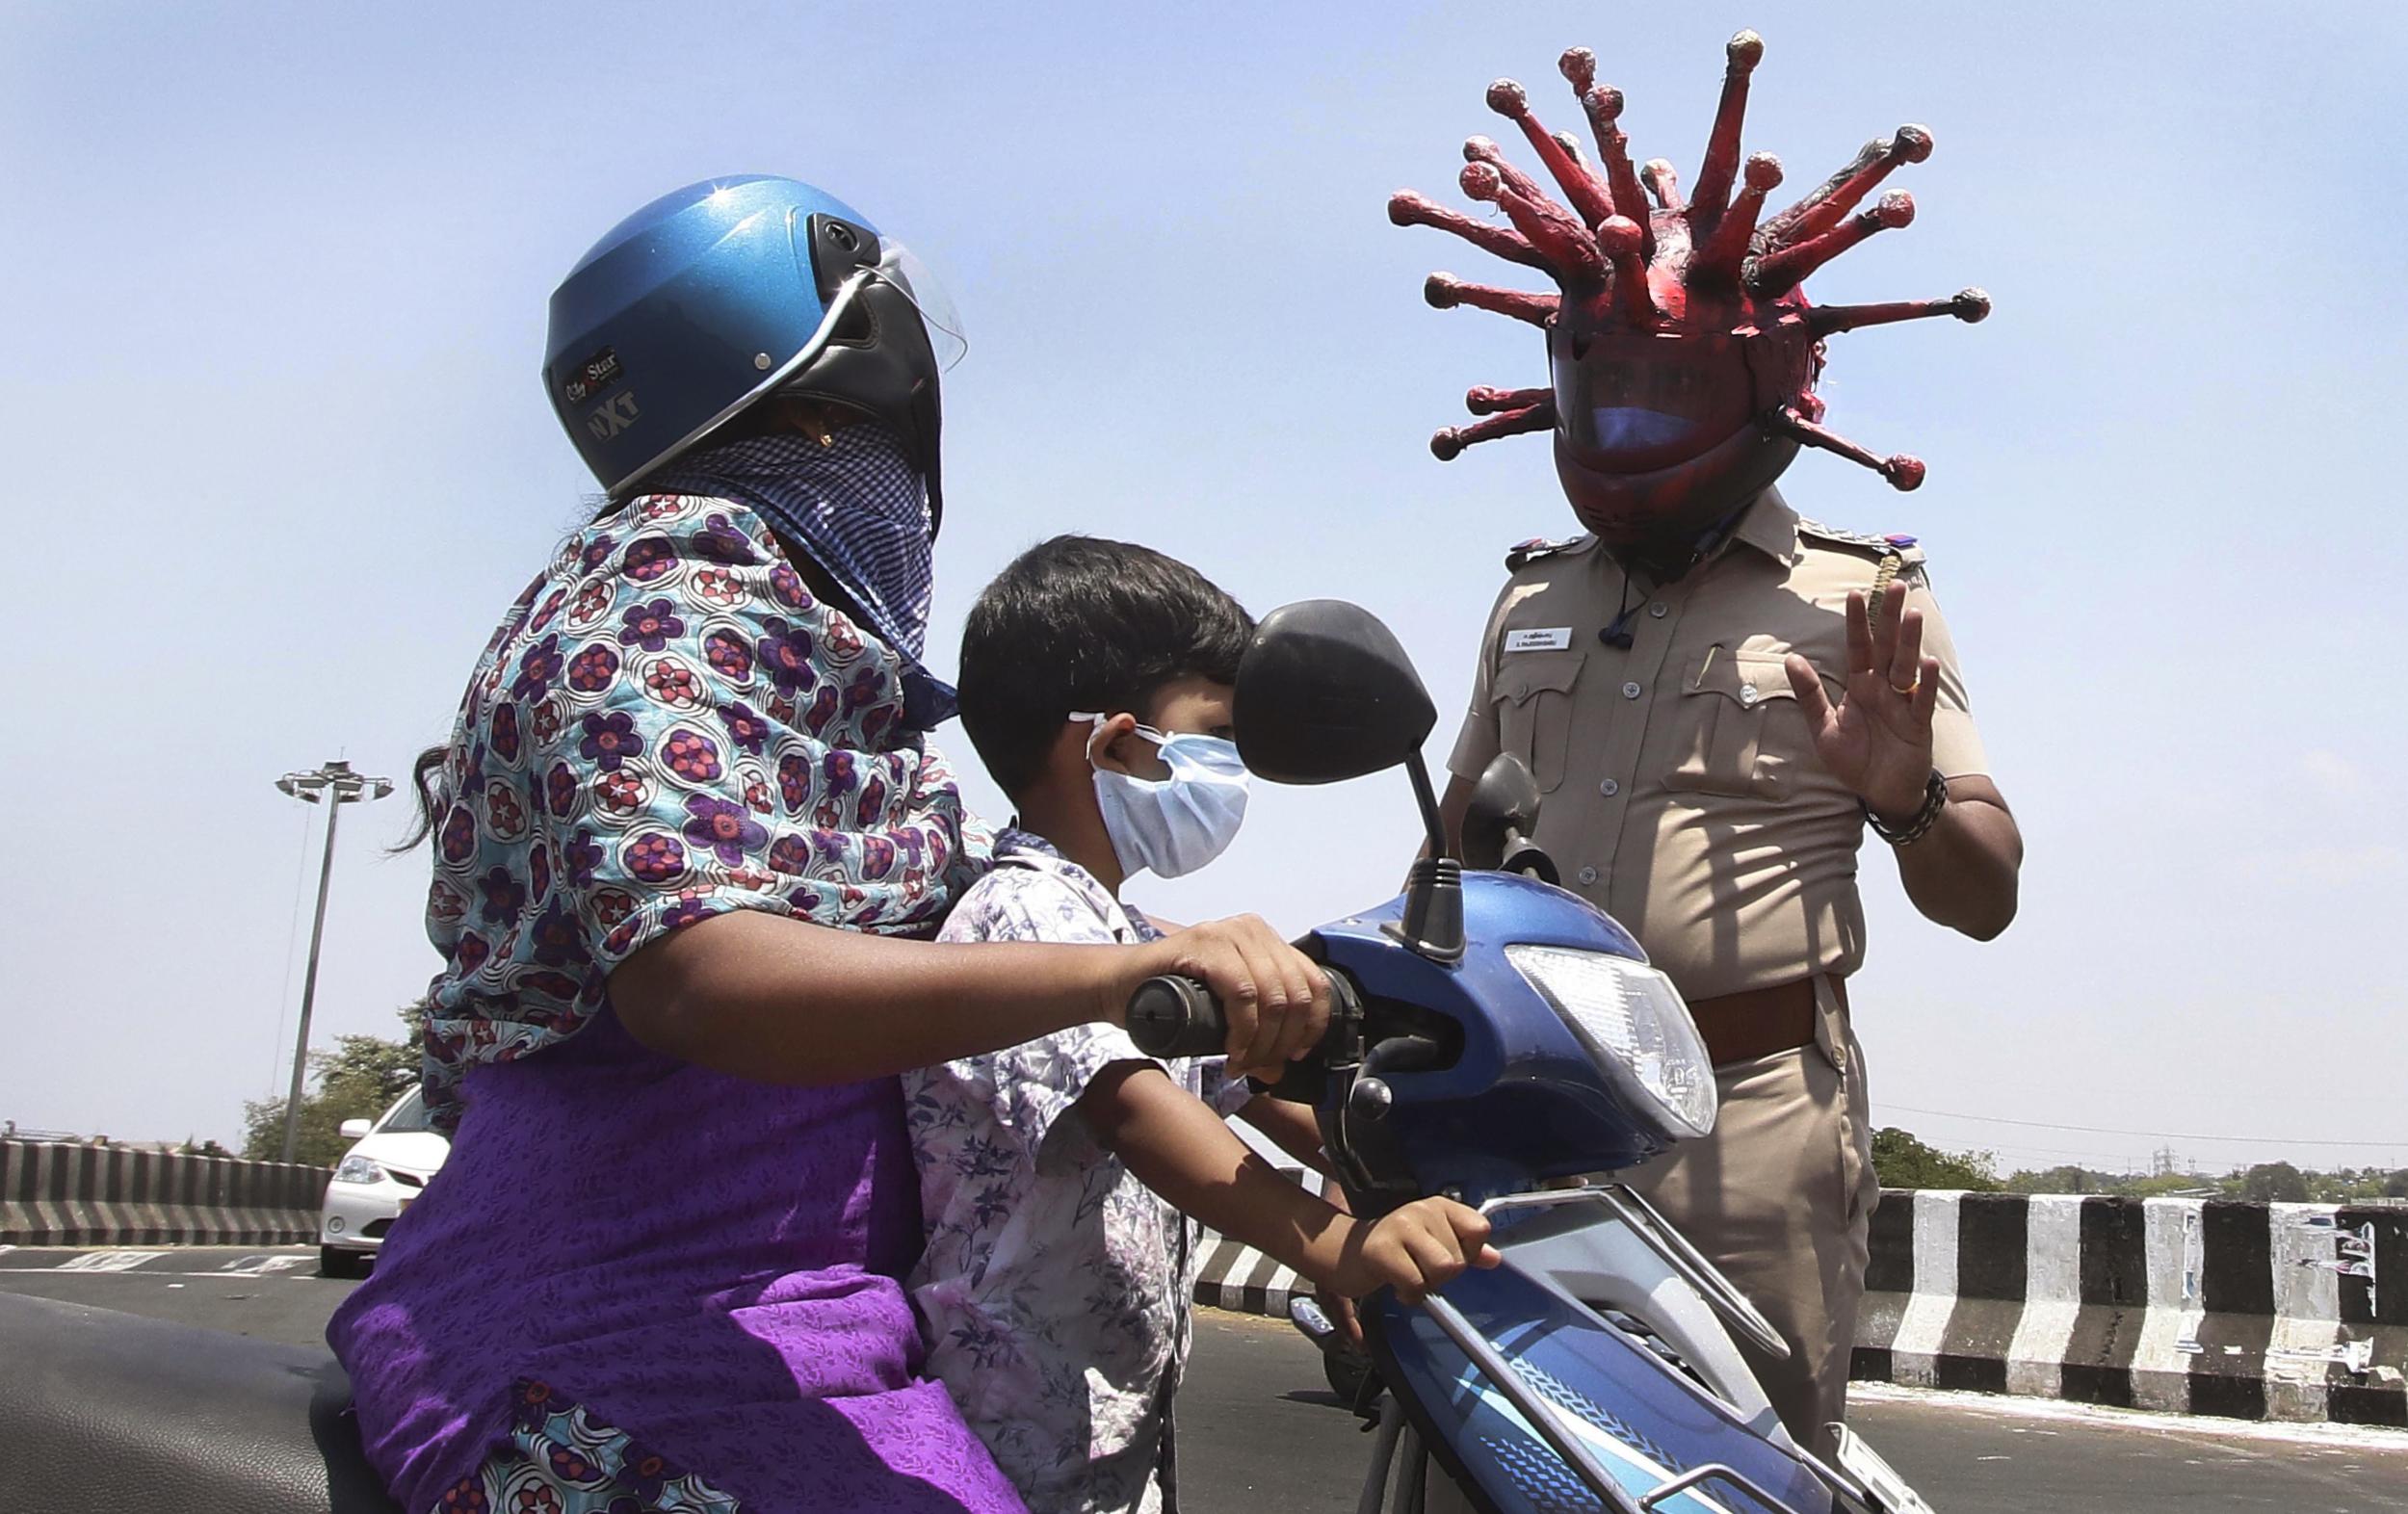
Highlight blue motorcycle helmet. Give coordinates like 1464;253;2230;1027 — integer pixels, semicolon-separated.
543;174;963;530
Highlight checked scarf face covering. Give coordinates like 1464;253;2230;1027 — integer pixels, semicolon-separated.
650;419;957;726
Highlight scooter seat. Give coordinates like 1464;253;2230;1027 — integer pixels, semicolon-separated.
0;1292;403;1514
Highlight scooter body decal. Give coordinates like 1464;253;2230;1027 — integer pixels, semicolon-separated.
1370;1263;1829;1514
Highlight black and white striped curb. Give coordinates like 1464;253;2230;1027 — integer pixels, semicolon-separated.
1193;1230;1310;1319
1191;1164;1317;1318
0;1140;330;1247
1191;1189;2408;1428
1854;1190;2405;1427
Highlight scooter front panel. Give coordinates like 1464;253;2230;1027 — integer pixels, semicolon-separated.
1366;1263;1831;1514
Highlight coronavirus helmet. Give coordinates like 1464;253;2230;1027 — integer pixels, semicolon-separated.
543;175;963;524
1394;32;1987;566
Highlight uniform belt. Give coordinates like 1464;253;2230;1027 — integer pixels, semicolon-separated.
1686;977;1845;1067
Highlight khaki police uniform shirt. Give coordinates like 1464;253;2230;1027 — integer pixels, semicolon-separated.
1447;486;1990;1004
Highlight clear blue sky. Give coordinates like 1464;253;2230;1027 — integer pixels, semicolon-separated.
4;3;2402;1176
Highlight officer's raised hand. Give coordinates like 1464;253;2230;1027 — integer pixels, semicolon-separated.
1782;580;1938;824
1782;578;2022;941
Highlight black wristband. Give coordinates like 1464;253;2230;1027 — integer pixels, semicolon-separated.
1866;770;1948;847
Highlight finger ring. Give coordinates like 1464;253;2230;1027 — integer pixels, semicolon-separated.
1891;679;1920;696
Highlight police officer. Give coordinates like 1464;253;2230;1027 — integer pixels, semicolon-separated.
1440;489;2022;1451
1400;34;2026;1453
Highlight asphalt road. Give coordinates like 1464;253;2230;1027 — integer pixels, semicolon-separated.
7;1244;2407;1512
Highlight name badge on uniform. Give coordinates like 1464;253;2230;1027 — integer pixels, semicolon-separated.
1504;627;1573;652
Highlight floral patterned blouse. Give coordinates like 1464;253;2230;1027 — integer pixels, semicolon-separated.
415;490;991;1126
334;488;1025;1514
903;832;1247;1514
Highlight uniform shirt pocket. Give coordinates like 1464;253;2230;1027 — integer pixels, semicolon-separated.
1491;650;1585;794
1665;650;1808;801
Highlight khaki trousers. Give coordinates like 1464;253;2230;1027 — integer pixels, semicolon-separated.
1617;977;1879;1457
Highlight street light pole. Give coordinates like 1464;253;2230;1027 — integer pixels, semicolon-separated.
275;759;393;1164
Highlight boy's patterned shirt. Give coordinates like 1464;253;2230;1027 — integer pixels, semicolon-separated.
904;830;1248;1514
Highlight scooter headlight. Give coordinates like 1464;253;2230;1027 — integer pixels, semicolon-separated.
1505;945;1717;1138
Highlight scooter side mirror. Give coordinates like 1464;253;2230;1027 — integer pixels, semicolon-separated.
1458;753;1542;871
1237;599;1464;959
1235;600;1436;786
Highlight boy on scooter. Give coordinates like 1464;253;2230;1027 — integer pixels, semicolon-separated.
905;535;1497;1514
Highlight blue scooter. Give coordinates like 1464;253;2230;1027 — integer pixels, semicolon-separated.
0;596;1936;1514
1127;599;1934;1514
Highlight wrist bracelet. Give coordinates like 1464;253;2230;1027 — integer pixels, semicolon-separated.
1866;770;1948;847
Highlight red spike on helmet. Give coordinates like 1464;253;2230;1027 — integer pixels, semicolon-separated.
1688;31;1765;240
1456;162;1606;287
1485;78;1619;230
1433;399;1557;460
1569;82;1656;257
1388;191;1551;272
1766;405;1927;492
1760;127;1934;250
1391;30;1986;548
1426;273;1557;327
1640;159;1684;213
1748;190;1915;299
1692;151;1783;286
1806;288;1990;337
1467;385;1554;415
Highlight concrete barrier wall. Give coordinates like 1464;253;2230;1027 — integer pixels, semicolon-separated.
0;1140;330;1247
1191;1188;2408;1427
1852;1189;2406;1426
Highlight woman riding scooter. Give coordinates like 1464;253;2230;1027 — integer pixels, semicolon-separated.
327;175;1331;1514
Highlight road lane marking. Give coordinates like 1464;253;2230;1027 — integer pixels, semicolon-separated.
54;1250;168;1272
0;1245;317;1277
216;1255;312;1276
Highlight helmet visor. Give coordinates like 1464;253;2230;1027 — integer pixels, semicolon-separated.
1551;332;1756;474
872;241;968;373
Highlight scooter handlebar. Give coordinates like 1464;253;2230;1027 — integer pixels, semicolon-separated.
1126;975;1227;1058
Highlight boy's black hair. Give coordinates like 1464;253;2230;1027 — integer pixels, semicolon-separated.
958;535;1254;798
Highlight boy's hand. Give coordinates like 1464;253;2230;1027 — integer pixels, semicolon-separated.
1119;915;1329;1082
1330;1197;1502;1305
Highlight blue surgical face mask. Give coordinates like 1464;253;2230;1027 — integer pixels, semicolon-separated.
1073;714;1251;879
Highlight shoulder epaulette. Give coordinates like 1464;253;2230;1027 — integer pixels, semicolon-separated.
1796;518;1926;566
1505;534;1594;573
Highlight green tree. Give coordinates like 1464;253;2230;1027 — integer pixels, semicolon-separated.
1871;1127;2002;1191
2003;1164;2097;1194
242;1000;429;1166
2237;1161;2311;1203
2124;1172;2214;1198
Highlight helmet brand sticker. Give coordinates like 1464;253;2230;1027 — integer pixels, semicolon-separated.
563;347;625;406
585;391;641;440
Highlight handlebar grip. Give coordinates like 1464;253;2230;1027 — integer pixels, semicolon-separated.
1126;974;1228;1058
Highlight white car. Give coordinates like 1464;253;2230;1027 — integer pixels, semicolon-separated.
318;1086;448;1277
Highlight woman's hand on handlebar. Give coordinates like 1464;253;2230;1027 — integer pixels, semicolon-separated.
1329;1197;1502;1306
1115;914;1328;1082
